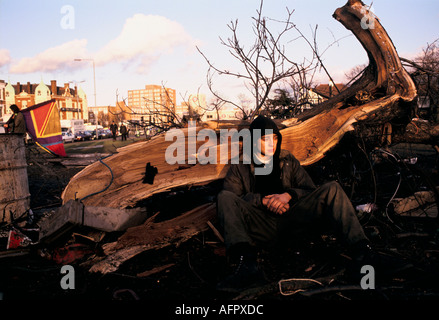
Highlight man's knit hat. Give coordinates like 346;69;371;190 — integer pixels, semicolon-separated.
249;115;282;153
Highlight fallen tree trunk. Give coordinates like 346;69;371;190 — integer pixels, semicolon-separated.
282;0;417;165
61;130;229;208
62;0;418;210
60;1;426;274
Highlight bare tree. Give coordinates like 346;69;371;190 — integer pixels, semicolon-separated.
344;63;368;84
206;97;226;129
237;94;253;120
197;0;315;121
198;0;355;121
287;66;319;114
401;39;439;122
142;85;182;132
108;83;210;137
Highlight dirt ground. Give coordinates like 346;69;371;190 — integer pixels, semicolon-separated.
1;140;439;304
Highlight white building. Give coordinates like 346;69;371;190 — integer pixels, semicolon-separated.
3;80;16;122
34;80;52;105
201;107;243;122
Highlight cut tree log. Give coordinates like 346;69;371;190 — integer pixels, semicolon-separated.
62;0;418;210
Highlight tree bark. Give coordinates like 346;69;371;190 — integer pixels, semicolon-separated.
281;0;417;165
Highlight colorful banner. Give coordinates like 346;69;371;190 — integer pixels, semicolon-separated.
22;99;67;157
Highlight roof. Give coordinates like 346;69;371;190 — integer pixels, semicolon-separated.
313;83;348;99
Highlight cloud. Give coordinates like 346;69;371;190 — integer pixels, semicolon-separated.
9;39;88;74
9;14;198;75
0;49;11;67
94;14;198;73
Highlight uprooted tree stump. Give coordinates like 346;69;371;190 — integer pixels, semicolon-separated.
61;0;435;274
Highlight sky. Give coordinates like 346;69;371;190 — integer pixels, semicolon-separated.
0;0;438;107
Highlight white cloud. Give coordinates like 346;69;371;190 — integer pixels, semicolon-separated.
94;14;198;73
9;14;197;75
0;49;11;67
9;39;88;74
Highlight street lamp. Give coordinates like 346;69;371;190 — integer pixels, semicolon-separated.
74;58;98;138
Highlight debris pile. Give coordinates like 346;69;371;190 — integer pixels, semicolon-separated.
0;139;438;300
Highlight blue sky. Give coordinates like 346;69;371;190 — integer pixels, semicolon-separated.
1;0;438;107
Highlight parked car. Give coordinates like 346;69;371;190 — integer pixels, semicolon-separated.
83;130;93;140
100;129;112;139
91;129;111;140
62;131;75;143
90;129;98;140
75;130;92;141
91;128;112;140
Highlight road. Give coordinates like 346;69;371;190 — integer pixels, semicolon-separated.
63;136;146;155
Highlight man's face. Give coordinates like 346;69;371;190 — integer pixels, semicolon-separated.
257;133;278;157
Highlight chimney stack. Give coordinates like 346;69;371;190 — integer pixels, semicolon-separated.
51;80;57;96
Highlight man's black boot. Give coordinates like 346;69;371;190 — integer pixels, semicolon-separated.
216;244;267;293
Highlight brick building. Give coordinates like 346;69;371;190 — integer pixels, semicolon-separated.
128;84;176;127
1;79;88;123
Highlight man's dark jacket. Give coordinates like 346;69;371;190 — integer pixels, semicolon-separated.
222;149;316;209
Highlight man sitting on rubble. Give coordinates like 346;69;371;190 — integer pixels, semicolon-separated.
216;115;409;292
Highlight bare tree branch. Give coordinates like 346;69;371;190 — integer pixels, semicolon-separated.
197;0;312;121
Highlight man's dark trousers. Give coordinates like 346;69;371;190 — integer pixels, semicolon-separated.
217;181;368;250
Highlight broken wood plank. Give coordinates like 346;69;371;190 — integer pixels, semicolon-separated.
0;249;31;259
207;220;224;243
87;202;216;274
136;263;175;278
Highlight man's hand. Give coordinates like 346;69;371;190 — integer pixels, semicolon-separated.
262;193;292;215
